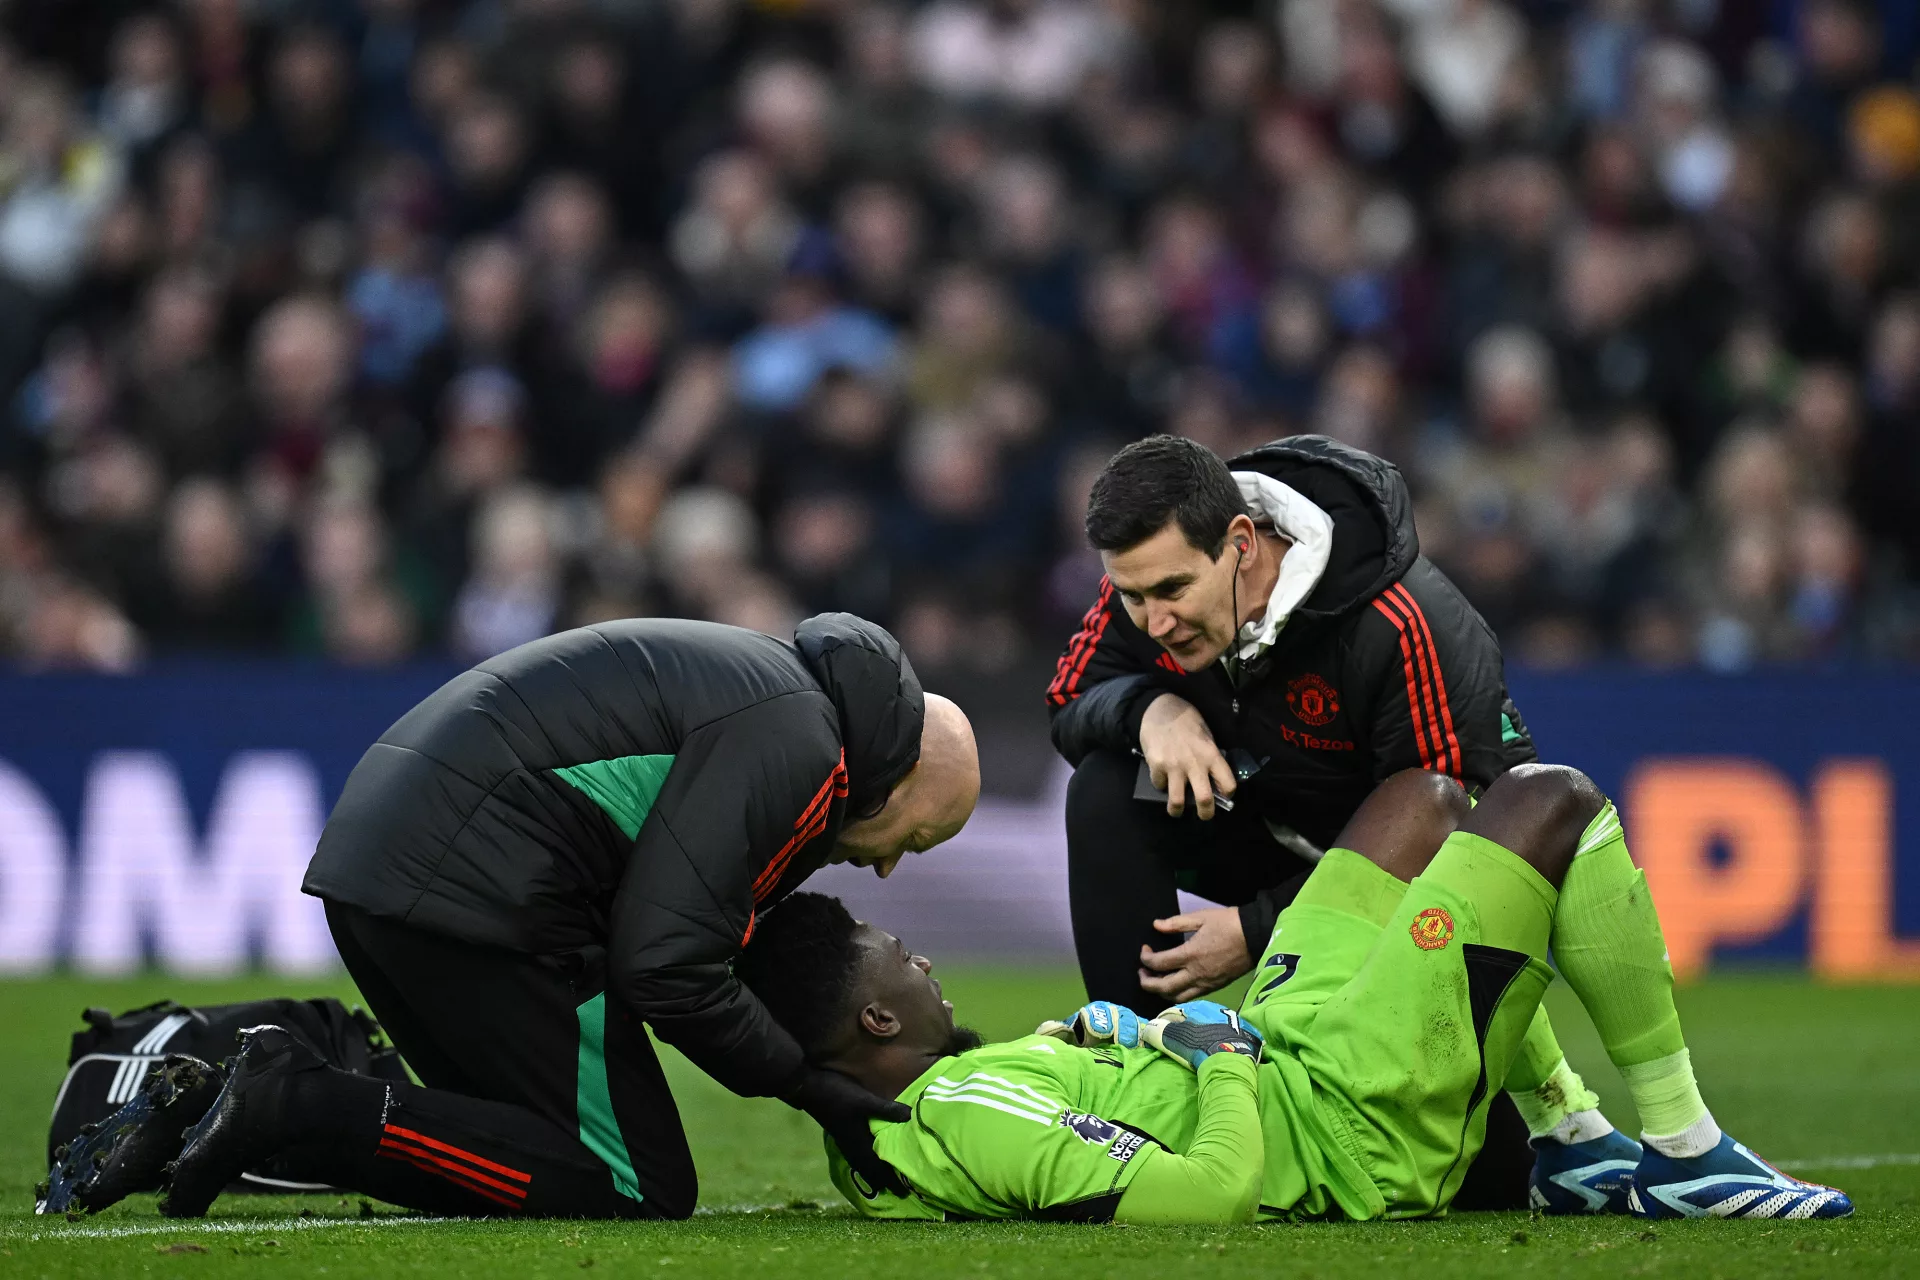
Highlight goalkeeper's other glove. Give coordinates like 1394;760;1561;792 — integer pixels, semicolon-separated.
1142;1001;1264;1072
1036;1001;1142;1048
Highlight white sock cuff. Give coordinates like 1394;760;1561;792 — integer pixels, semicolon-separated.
1642;1110;1723;1160
1509;1057;1605;1139
1552;1108;1616;1146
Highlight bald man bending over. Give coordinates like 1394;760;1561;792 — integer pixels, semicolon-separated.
42;615;979;1223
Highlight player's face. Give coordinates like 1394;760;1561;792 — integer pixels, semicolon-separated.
1102;519;1241;672
853;922;955;1050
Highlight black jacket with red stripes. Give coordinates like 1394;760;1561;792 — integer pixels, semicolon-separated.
1048;436;1535;941
305;614;923;1099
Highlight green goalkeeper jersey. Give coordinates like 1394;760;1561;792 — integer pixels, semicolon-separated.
825;1034;1381;1223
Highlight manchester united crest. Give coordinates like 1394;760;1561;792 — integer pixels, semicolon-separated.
1286;673;1341;726
1410;907;1455;950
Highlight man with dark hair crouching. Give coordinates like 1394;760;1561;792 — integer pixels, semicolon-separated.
1048;432;1557;1206
738;767;1851;1224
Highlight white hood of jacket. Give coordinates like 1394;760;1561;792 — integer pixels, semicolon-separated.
1229;470;1333;664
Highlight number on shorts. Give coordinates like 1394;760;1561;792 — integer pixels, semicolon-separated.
1251;952;1301;1002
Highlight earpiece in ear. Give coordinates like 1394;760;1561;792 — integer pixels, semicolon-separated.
1237;541;1250;563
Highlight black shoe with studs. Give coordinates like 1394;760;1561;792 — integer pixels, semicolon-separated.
35;1055;224;1216
160;1025;326;1219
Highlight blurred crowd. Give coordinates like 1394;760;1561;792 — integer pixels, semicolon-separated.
2;0;1919;674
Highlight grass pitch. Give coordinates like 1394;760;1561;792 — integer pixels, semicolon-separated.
1;969;1916;1278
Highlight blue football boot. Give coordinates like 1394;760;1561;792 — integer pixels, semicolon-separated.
1528;1128;1643;1214
1629;1133;1853;1219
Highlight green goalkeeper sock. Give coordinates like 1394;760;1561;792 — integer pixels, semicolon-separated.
1551;802;1717;1155
1503;1005;1610;1142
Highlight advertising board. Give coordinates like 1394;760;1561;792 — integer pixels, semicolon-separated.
0;666;1913;977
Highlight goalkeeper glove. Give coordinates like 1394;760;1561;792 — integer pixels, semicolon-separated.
785;1067;911;1195
1142;1001;1264;1072
1036;1001;1142;1048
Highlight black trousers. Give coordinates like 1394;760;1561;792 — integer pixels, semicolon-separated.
1065;749;1313;1014
303;903;696;1219
1062;749;1532;1210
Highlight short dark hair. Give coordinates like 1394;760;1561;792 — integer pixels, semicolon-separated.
1083;435;1245;556
735;892;864;1059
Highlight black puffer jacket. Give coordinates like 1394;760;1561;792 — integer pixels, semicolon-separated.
305;614;922;1097
1047;436;1535;944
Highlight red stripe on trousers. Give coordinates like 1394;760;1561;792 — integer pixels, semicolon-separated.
382;1123;531;1182
376;1143;525;1207
378;1137;529;1200
1371;597;1438;771
1389;585;1462;777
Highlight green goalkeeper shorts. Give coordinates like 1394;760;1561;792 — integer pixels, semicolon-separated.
1239;837;1557;1218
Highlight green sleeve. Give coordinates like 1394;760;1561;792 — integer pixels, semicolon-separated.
1113;1054;1263;1225
861;1059;1161;1220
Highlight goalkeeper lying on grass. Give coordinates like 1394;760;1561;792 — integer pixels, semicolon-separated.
735;766;1853;1224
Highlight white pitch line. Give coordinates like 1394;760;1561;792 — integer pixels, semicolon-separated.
15;1216;452;1242
1776;1153;1920;1171
694;1201;837;1216
11;1204;827;1242
13;1162;1919;1238
10;1193;858;1244
32;1167;1919;1241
